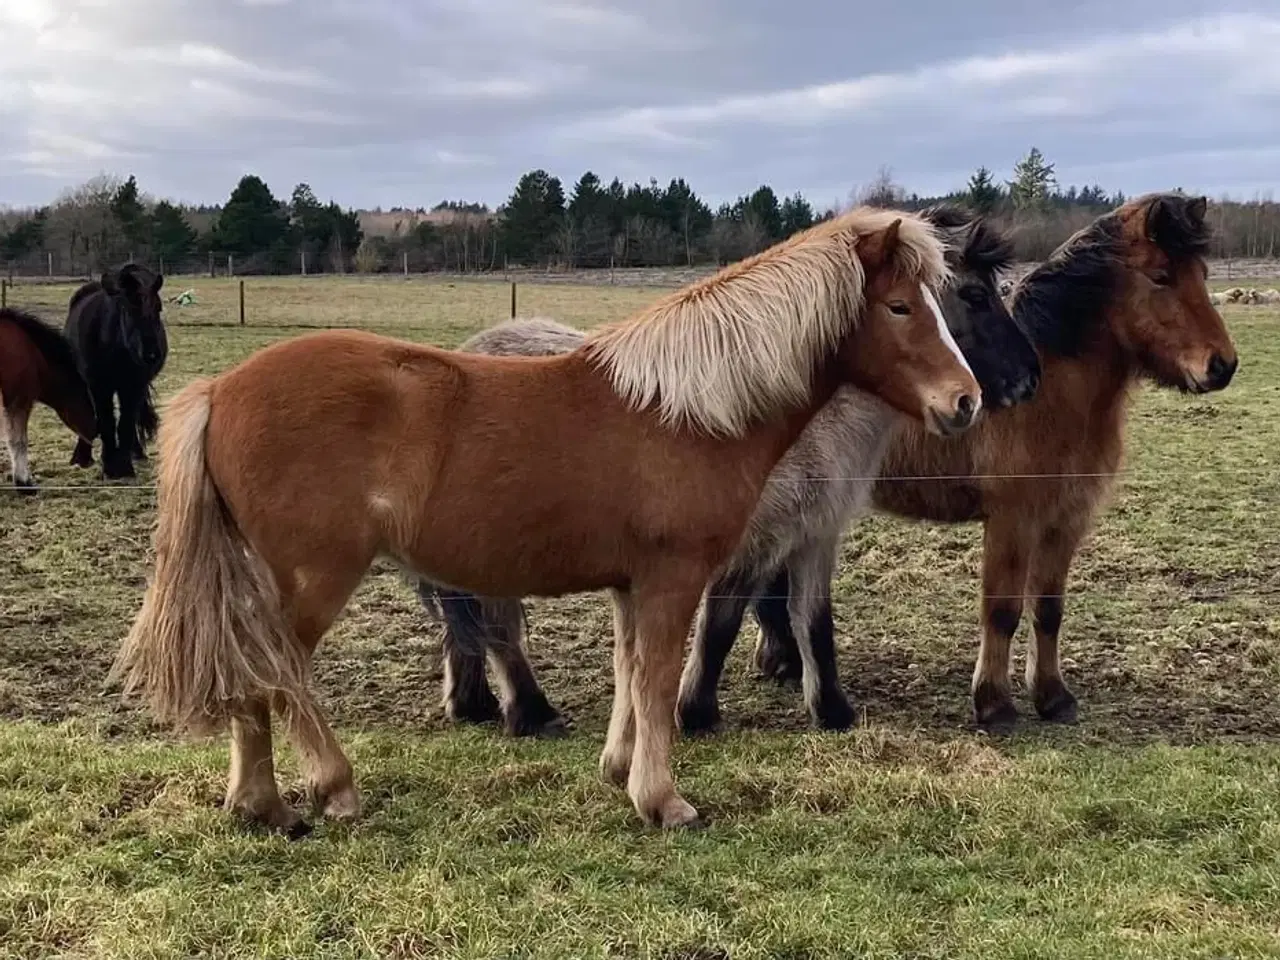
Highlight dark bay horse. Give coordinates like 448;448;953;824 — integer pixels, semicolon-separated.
112;206;981;835
65;263;168;480
419;207;1042;736
754;191;1238;731
0;308;97;492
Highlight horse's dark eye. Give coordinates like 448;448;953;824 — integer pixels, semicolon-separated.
1151;270;1173;286
888;301;911;316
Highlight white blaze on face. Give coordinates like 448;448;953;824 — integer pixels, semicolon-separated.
921;282;976;384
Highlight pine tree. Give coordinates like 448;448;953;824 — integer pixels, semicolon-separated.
1009;147;1057;211
966;166;1002;214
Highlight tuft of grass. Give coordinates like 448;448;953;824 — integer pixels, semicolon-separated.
2;276;1279;958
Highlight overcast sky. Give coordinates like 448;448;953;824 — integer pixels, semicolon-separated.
3;0;1279;211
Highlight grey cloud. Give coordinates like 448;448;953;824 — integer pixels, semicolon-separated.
2;0;1278;211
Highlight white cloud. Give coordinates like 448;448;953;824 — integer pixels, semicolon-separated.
558;13;1280;145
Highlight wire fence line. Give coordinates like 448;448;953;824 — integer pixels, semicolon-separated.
3;465;1279;496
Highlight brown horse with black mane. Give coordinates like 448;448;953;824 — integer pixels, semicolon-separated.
113;206;982;835
0;307;97;492
753;192;1239;731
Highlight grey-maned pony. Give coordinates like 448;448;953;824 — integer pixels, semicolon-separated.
417;206;1042;736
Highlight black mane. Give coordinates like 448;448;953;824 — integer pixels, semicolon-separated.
1011;214;1123;357
920;203;1014;277
0;307;82;375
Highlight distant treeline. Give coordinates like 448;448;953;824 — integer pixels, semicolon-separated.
2;146;1277;277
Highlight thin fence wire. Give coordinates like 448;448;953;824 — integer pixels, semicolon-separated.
3;464;1279;496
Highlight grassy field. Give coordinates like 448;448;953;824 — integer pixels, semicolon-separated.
2;274;1279;959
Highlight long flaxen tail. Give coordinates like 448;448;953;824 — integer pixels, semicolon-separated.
110;377;320;736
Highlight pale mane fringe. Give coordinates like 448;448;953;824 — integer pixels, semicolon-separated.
582;206;950;438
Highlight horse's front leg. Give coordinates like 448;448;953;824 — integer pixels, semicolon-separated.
116;381;145;468
1025;520;1088;724
973;512;1032;731
627;575;704;829
2;403;37;493
91;383;131;480
784;536;855;730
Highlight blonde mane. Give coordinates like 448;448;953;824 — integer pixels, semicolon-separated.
581;206;951;438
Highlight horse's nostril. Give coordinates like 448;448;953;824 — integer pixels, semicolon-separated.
1207;353;1238;387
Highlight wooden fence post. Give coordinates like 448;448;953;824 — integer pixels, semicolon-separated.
228;254;234;276
239;280;245;326
209;252;215;277
1;279;7;308
402;251;409;278
510;281;517;318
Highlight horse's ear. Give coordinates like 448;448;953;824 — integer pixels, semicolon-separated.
99;271;117;295
884;218;902;256
1144;196;1170;243
858;218;902;269
151;272;163;292
1187;195;1208;223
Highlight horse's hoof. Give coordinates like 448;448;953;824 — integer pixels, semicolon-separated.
677;696;722;736
503;702;569;739
225;794;309;837
973;687;1019;734
447;691;503;726
102;459;136;481
640;793;703;830
812;691;857;731
70;453;93;468
599;749;631;789
14;480;38;496
313;782;362;822
755;646;803;685
1034;681;1079;725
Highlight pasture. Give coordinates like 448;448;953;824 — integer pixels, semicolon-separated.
2;273;1279;959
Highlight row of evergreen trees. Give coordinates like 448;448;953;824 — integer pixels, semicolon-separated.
3;146;1277;276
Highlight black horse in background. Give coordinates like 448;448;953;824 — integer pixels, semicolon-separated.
65;263;169;480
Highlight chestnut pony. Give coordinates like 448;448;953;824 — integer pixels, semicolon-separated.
113;206;981;834
0;307;97;492
754;192;1239;730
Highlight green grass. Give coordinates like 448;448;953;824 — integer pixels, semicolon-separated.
2;274;1279;958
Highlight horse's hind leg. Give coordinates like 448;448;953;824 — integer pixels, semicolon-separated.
599;588;637;788
430;587;504;726
226;699;311;838
481;599;566;738
279;565;369;822
751;567;804;683
677;566;754;734
785;537;855;731
436;591;565;737
1;403;36;492
1024;521;1086;724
